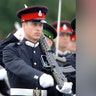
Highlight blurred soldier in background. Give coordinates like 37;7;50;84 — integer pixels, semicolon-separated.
52;20;76;95
52;20;73;54
70;18;76;95
52;20;75;67
69;18;76;55
67;32;76;53
68;18;76;53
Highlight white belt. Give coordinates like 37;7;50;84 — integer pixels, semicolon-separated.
10;88;47;96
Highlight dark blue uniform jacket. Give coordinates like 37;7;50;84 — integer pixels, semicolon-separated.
3;38;63;96
0;33;19;67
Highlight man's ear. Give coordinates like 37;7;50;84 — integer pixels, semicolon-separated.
22;22;26;29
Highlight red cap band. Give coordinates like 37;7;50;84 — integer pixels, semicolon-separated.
21;12;45;21
55;26;72;32
71;34;76;40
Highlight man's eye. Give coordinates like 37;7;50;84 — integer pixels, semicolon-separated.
33;23;37;26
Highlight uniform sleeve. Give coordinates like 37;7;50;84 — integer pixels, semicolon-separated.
2;44;43;83
65;53;76;69
0;33;19;67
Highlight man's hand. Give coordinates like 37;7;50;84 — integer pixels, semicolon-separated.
39;73;54;88
56;82;73;94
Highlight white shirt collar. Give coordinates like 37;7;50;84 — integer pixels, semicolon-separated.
58;50;71;55
25;41;39;48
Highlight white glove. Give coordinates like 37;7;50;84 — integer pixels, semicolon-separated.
0;68;7;80
39;73;54;88
56;82;73;94
14;28;24;41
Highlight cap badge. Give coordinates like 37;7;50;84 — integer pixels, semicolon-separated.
38;10;42;16
63;24;67;30
24;4;28;8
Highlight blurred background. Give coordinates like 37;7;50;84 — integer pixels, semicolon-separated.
0;0;76;39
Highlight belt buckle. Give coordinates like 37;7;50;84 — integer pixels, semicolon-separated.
33;88;41;96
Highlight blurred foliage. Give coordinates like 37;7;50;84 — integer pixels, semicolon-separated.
0;0;76;39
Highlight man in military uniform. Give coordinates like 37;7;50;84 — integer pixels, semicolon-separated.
70;18;76;95
52;20;73;53
67;32;76;53
66;18;76;62
3;5;72;96
52;20;76;95
52;20;75;68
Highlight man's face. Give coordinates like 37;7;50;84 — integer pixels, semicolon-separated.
67;39;76;52
45;36;53;47
58;33;71;49
23;21;43;42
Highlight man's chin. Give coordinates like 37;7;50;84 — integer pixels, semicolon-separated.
34;36;40;41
